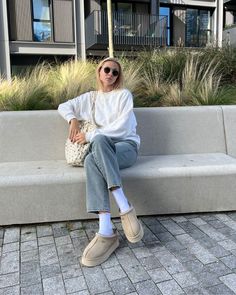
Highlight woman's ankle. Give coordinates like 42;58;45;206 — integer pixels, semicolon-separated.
98;212;113;236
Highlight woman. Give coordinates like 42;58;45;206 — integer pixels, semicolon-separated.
58;57;143;267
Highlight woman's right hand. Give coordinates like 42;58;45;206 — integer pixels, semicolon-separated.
69;119;80;143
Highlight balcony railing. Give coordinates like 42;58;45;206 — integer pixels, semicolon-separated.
85;10;168;50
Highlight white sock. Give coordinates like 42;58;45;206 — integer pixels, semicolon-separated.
111;188;130;213
98;212;114;236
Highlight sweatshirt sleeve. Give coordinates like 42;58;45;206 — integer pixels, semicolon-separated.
57;93;89;123
85;90;136;142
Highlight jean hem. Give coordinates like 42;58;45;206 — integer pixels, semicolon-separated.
87;208;111;214
108;183;122;190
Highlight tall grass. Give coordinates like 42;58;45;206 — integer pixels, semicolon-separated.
160;55;224;106
121;58;143;96
139;48;236;107
196;46;236;85
48;60;96;108
137;49;189;106
138;49;188;83
0;47;236;111
0;65;52;111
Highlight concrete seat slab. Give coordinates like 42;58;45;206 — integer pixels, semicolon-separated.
1;153;236;184
1;153;236;225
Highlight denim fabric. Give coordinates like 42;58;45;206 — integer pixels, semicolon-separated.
84;134;138;213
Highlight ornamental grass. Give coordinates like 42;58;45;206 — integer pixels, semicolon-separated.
0;47;236;111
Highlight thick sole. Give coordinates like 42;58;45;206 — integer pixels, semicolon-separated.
126;221;144;243
81;238;119;267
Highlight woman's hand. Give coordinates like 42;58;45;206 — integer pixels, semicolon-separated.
69;119;80;143
74;132;87;144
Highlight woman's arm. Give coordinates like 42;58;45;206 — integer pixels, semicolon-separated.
58;93;89;142
58;96;81;123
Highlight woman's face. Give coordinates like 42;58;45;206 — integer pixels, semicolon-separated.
99;61;120;90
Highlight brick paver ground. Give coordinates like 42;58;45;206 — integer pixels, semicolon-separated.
1;212;236;294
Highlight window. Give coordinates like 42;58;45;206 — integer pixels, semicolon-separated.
32;0;52;42
116;3;133;29
160;7;171;46
117;3;132;14
101;1;149;14
186;9;212;47
101;1;150;36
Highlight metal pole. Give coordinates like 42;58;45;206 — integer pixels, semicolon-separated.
107;0;114;57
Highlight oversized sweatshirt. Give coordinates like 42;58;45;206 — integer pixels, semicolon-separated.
58;88;140;148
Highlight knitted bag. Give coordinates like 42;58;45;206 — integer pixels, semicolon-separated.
65;91;97;167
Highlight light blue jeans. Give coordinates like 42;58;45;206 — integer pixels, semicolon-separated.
84;134;138;213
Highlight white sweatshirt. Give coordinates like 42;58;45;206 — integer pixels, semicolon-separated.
58;88;140;147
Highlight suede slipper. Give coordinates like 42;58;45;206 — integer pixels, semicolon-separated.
120;206;144;243
81;231;119;267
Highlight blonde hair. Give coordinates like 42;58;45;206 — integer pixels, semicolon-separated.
96;57;124;91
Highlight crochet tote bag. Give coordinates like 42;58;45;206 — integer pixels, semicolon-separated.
65;91;97;167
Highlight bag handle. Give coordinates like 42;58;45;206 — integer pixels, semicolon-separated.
90;91;98;126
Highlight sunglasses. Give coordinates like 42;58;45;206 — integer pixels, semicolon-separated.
103;67;119;77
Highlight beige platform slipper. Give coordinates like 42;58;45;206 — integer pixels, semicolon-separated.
81;231;119;267
120;206;144;243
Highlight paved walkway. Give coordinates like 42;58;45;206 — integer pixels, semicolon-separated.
1;212;236;295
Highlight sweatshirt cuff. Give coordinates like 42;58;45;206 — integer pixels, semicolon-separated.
66;115;77;124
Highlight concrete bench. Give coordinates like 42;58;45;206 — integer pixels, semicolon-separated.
1;106;236;225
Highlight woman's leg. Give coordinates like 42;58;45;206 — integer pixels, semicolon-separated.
84;151;114;237
81;135;141;267
82;152;119;267
82;135;121;267
88;135;143;243
111;140;138;212
112;140;144;243
84;135;137;213
84;152;111;213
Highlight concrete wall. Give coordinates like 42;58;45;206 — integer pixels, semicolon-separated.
225;11;234;26
90;0;101;13
7;0;32;41
53;0;75;43
223;26;236;47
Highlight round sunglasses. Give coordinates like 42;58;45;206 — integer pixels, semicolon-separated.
103;67;119;77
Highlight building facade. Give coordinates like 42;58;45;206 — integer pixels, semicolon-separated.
0;0;233;79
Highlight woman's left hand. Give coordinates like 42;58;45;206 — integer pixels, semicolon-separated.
74;132;87;144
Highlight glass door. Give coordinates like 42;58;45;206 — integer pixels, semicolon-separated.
199;10;212;47
186;9;212;47
160;7;171;45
